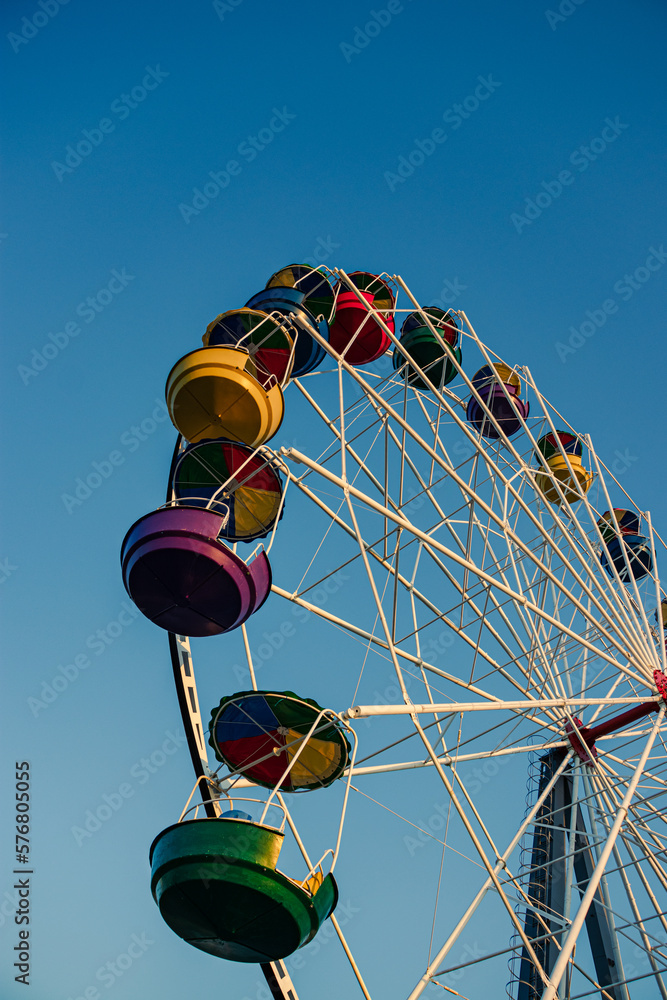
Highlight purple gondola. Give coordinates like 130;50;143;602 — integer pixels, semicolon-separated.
121;506;271;637
466;363;529;439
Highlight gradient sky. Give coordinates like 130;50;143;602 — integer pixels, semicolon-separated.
1;1;666;998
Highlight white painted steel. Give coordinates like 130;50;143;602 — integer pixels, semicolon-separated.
171;271;667;1000
346;697;658;718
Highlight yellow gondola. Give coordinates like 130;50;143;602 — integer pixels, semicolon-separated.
534;431;593;504
165;346;284;448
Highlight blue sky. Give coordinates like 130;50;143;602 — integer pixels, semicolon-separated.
1;1;666;998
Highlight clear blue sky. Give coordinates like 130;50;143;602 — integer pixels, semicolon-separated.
1;1;666;998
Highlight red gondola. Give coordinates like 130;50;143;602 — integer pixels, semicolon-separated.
328;272;394;365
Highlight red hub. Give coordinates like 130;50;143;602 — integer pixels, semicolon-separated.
654;668;667;701
565;717;597;763
565;677;664;763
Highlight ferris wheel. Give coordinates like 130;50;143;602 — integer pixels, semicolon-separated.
120;264;667;1000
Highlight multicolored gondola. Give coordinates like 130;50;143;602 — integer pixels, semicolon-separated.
244;286;327;378
203;309;294;388
208;690;351;791
172;439;283;541
597;508;641;542
597;509;653;582
266;263;335;323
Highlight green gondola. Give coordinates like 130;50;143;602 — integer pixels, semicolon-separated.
150;817;338;963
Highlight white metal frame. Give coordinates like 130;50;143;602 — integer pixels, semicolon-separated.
170;270;667;1000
